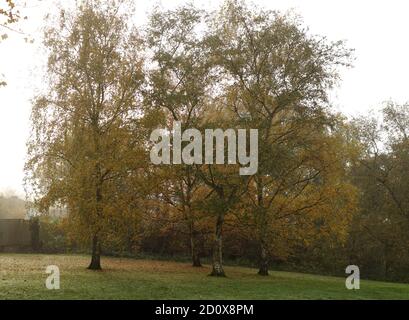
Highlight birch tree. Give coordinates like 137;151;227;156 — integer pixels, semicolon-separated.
25;0;144;270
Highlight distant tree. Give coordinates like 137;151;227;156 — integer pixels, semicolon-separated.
351;103;409;278
29;217;41;251
354;103;409;221
0;194;26;219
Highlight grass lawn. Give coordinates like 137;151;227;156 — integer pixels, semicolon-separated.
0;253;408;299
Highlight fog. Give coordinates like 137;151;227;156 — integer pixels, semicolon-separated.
0;193;26;219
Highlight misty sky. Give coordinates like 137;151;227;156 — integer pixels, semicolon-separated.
0;0;408;196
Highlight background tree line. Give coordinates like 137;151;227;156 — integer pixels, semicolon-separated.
24;0;409;281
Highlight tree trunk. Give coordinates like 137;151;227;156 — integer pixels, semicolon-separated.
210;213;225;277
255;177;269;276
383;245;389;279
258;241;269;276
190;223;202;267
29;217;41;252
185;170;202;267
256;203;269;276
89;165;103;270
191;240;202;267
88;234;102;270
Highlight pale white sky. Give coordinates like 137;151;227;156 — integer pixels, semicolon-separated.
0;0;409;196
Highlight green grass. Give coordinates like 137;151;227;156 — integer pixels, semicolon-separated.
0;253;408;299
